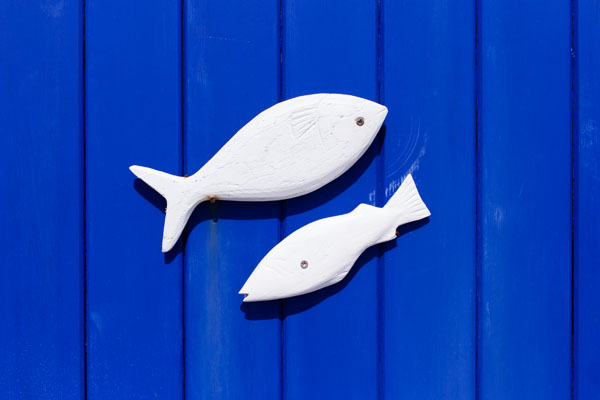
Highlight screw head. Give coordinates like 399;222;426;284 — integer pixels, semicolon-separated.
300;260;308;269
355;117;365;126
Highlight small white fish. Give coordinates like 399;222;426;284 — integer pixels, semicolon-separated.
130;93;387;252
240;174;430;302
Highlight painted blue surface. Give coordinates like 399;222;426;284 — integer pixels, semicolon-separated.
85;1;183;398
1;0;599;399
477;1;572;399
382;1;476;398
282;1;379;399
0;1;84;398
574;1;600;398
183;1;281;399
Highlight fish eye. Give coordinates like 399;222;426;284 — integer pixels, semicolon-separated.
355;117;365;126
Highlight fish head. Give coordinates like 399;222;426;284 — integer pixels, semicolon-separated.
317;94;388;149
239;255;315;302
239;217;360;302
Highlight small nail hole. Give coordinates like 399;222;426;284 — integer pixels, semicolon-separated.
355;117;364;126
300;260;308;269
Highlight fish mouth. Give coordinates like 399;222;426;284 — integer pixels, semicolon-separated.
239;288;252;302
239;292;256;302
373;106;388;127
239;288;269;302
376;106;388;118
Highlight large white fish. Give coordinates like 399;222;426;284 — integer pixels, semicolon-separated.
130;93;387;252
240;174;430;302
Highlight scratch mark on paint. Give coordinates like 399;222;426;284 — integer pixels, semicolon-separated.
368;190;376;205
208;35;253;44
385;144;427;199
89;311;102;335
43;0;64;18
518;183;525;199
386;117;422;176
494;207;504;225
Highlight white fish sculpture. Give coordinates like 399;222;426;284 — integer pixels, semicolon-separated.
130;93;387;252
240;174;430;302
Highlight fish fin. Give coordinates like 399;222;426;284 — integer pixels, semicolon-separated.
384;174;431;225
130;165;197;252
290;104;319;139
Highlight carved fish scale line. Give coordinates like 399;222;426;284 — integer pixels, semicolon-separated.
291;121;317;139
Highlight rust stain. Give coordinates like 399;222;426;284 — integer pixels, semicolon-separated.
207;195;217;204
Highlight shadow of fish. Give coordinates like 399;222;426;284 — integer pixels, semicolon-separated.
239;174;429;302
130;93;388;252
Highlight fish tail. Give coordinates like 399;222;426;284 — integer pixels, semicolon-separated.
130;165;197;252
383;174;430;226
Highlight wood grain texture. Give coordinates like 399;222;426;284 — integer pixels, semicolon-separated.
85;1;183;398
282;0;380;398
183;1;281;398
382;0;476;398
574;0;600;397
478;1;571;398
0;1;84;398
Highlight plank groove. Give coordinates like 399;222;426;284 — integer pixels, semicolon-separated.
574;0;600;397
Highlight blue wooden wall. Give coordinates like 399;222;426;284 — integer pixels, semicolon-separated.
0;0;598;399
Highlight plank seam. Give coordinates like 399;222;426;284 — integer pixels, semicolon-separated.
474;0;480;398
82;0;88;397
279;1;285;399
181;0;186;398
376;0;385;399
570;0;576;398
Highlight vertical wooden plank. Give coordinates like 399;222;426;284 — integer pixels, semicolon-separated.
478;1;571;398
0;1;84;398
282;1;379;398
574;1;600;397
382;1;476;398
183;1;281;399
85;1;183;398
